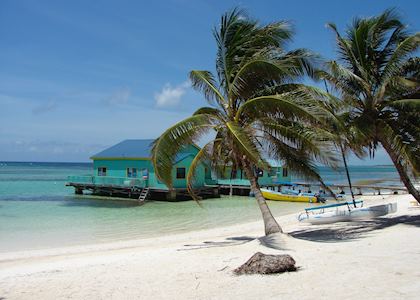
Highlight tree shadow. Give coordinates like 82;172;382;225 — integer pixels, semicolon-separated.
180;234;293;251
258;233;292;251
180;236;257;250
179;215;420;251
289;215;420;243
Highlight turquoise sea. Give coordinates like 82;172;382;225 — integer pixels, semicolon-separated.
0;162;401;252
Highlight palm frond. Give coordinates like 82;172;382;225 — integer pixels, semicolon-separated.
382;33;420;82
152;114;216;187
193;106;226;122
259;122;338;167
387;98;420;109
189;70;226;107
236;94;323;123
326;22;367;79
378;120;420;174
226;121;269;169
186;139;218;202
229;49;317;100
264;131;335;194
214;8;295;94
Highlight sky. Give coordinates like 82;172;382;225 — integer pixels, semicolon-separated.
0;0;419;163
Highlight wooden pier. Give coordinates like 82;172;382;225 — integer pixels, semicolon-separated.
66;182;220;202
216;182;408;197
291;182;407;195
67;179;407;202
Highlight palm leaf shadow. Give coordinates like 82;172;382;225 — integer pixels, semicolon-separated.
289;215;420;243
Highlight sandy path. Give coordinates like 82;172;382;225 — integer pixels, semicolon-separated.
1;194;419;300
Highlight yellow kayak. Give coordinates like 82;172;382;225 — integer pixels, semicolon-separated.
261;188;318;203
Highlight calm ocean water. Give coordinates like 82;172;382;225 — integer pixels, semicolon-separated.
0;162;402;252
299;165;402;187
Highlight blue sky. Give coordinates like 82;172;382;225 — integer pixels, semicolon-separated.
0;0;418;163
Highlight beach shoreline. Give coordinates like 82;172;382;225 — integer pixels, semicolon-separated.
0;194;398;260
1;193;419;299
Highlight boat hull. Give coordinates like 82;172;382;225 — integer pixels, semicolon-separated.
261;189;318;203
300;202;397;225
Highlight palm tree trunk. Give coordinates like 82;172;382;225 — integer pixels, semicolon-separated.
380;138;420;203
339;143;356;207
242;161;282;235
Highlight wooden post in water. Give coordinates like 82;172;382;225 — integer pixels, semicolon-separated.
167;189;177;201
213;187;219;197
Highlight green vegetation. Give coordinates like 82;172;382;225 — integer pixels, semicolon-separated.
152;9;335;235
319;9;420;202
152;8;420;236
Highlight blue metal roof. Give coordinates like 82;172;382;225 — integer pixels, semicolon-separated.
91;139;155;158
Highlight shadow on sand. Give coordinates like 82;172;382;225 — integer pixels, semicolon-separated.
180;215;420;251
289;215;420;243
180;236;258;250
181;233;293;251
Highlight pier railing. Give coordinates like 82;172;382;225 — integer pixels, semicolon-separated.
216;179;250;186
67;175;147;188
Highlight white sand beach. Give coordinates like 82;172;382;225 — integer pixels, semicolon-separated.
1;194;419;300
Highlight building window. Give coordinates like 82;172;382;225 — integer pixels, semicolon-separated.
127;168;137;178
230;169;237;179
268;168;277;177
141;168;149;179
282;168;288;177
98;167;107;176
176;167;186;179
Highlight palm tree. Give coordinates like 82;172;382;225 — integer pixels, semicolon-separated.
315;89;367;206
319;9;420;202
152;9;335;235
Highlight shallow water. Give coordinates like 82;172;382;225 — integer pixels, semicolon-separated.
0;195;308;252
0;162;402;252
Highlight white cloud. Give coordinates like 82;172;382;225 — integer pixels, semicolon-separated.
154;82;189;108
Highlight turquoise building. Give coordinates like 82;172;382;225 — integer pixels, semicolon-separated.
216;160;291;187
67;139;291;200
90;139;210;189
67;139;213;200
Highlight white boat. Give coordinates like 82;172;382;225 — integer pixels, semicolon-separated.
298;202;397;225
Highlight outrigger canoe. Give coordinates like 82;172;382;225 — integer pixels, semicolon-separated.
261;188;319;203
298;201;397;224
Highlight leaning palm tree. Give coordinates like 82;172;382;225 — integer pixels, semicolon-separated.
152;9;336;236
319;9;420;202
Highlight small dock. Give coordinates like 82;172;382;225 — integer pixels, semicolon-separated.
66;181;220;201
67;175;408;202
292;182;407;196
216;182;408;197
